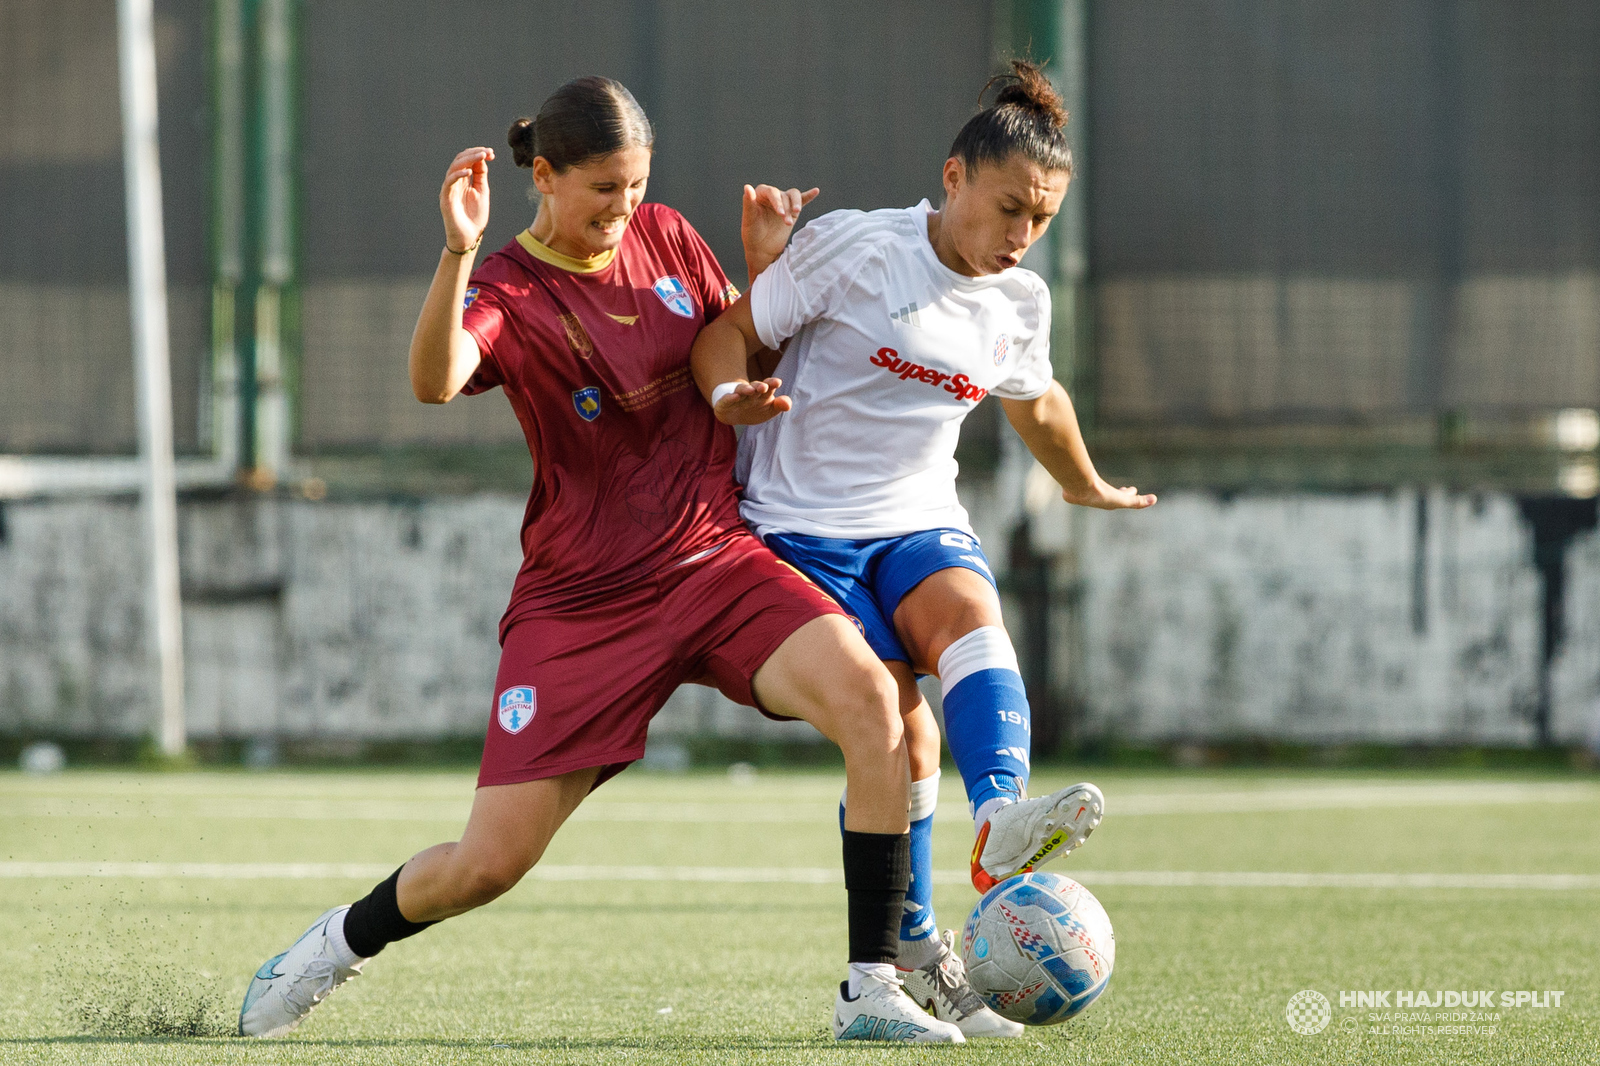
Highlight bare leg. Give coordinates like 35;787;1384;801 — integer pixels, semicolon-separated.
887;660;942;782
396;765;600;922
753;614;909;834
892;566;1007;673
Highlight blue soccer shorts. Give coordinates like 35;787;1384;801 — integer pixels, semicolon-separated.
761;527;996;665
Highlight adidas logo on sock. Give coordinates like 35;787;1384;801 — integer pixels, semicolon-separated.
890;302;922;328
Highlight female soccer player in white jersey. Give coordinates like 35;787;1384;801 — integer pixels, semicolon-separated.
693;61;1155;1033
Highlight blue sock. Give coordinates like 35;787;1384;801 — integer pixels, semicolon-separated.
900;773;940;962
839;772;943;969
938;626;1031;819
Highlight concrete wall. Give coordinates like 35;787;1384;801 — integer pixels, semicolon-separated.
1;489;1596;747
1058;491;1546;744
0;495;811;744
1027;484;1597;747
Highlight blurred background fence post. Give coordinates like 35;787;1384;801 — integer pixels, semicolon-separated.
118;0;187;755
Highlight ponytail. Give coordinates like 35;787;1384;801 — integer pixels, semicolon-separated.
507;76;654;173
948;59;1073;177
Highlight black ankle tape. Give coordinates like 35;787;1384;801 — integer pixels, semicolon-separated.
342;865;436;959
842;831;910;964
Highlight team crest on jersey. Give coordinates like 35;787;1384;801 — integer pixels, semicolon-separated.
993;334;1010;366
572;387;602;421
463;287;480;310
560;312;594;359
652;275;696;318
498;687;536;734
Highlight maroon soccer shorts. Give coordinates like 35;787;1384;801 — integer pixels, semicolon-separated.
477;532;845;789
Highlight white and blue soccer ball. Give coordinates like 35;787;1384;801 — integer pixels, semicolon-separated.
960;872;1115;1025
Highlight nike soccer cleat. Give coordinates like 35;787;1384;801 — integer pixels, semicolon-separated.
970;781;1104;892
238;906;365;1037
901;930;1024;1038
833;971;965;1043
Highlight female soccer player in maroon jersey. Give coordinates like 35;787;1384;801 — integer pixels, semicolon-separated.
237;76;962;1044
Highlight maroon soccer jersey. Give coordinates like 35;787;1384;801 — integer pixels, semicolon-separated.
460;203;744;630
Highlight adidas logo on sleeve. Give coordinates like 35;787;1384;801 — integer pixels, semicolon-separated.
890;302;923;327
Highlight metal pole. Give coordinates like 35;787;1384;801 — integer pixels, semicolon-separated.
253;0;295;483
212;0;247;475
118;0;186;755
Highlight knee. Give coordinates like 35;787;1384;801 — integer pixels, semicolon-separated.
834;667;904;758
453;854;529;908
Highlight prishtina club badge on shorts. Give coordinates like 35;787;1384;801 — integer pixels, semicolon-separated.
497;687;537;734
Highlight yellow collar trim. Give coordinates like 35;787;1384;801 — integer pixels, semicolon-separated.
516;229;615;274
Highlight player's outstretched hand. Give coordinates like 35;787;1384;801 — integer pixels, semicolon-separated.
714;378;793;426
441;147;493;254
741;184;820;277
1063;477;1157;511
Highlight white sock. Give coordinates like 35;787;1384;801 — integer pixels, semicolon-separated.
324;907;364;968
909;770;940;822
848;961;897;998
974;795;1017;836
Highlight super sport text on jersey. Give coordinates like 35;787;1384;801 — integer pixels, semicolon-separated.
870;347;989;403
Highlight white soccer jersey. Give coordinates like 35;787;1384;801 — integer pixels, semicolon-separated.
737;200;1054;540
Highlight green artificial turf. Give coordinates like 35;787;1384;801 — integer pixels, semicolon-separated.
0;766;1595;1064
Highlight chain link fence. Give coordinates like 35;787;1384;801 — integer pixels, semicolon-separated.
1089;0;1600;426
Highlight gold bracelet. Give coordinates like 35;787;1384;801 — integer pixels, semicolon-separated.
445;233;482;256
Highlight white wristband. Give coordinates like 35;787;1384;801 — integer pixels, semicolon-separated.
710;382;741;407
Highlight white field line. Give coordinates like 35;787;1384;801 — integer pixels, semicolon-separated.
0;862;1596;890
2;782;1596;823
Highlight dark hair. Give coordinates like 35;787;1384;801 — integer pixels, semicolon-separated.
948;59;1072;178
507;76;654;172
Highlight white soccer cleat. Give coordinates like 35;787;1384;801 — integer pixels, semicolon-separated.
901;930;1024;1038
238;906;365;1037
833;971;966;1043
971;782;1104;892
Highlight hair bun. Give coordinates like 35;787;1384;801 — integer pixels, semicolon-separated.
987;59;1068;128
507;118;537;168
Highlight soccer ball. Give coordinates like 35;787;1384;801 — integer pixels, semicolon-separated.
960;872;1115;1025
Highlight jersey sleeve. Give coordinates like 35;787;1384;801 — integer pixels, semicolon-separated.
459;281;510;394
990;278;1056;401
749;210;883;350
670;213;739;325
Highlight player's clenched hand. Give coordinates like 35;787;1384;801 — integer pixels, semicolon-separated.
1062;477;1157;511
441;147;493;253
741;184;820;279
714;378;793;426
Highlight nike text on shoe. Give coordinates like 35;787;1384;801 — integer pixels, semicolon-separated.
901;930;1024;1038
833;971;965;1043
239;906;365;1037
971;782;1105;892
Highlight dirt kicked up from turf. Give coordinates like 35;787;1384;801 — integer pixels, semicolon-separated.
49;895;235;1039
